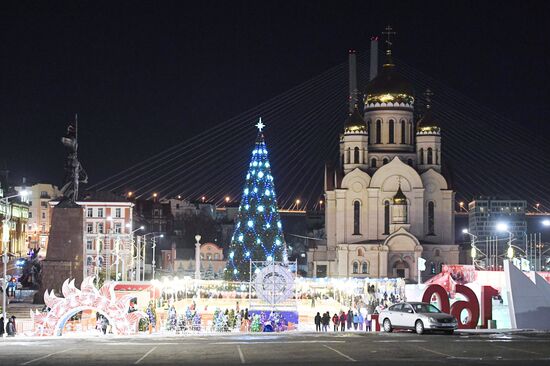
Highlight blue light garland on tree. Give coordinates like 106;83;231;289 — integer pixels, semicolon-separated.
226;119;286;281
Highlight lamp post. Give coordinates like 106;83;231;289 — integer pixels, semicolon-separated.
151;234;163;281
142;232;163;281
130;225;144;281
195;235;201;281
1;190;29;327
497;223;514;261
462;229;482;267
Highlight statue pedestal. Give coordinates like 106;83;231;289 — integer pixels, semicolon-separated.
38;200;84;299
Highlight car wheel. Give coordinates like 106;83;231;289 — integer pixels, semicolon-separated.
383;318;393;333
415;320;425;335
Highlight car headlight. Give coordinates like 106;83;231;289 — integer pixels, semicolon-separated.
429;317;439;324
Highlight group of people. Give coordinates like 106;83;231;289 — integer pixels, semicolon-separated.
0;316;17;337
314;309;372;332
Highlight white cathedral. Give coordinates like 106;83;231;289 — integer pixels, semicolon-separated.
307;40;459;282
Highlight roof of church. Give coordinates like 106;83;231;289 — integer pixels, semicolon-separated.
344;107;366;132
392;184;407;204
365;55;414;97
416;108;440;131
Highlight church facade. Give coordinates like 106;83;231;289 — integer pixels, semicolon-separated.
307;42;459;282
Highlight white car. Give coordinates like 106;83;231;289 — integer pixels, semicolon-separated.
379;302;457;334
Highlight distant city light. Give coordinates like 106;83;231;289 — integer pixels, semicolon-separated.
225;196;230;203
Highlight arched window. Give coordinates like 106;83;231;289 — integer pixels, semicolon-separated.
409;121;413;144
419;148;424;165
346;148;351;164
384;201;390;234
371;158;377;168
401;120;406;144
367;120;371;144
354;147;360;164
353;262;359;274
353;201;360;235
389;120;395;143
362;262;369;274
383;158;389;165
407;158;413;166
376;120;381;144
86;256;93;266
428;201;435;235
427;148;433;165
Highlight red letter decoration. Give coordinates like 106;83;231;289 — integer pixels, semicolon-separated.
450;284;480;329
480;286;498;329
421;284;450;313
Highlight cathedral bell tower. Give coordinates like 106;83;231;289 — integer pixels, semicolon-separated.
416;89;441;173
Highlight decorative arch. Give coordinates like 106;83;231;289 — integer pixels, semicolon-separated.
376;120;381;143
353;200;361;235
370;156;423;189
354;146;360;164
31;277;146;336
341;168;371;189
421;169;448;190
427;147;433;164
352;261;359;274
388;120;395;144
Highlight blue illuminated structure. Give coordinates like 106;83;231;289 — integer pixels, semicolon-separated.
226;119;285;280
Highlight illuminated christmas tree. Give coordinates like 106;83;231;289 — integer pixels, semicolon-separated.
226;119;286;281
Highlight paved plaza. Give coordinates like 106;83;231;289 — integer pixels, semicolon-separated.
1;331;550;365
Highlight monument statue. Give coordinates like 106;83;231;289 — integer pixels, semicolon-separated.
60;116;88;202
37;115;88;300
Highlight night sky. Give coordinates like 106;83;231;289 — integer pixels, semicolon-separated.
1;1;549;195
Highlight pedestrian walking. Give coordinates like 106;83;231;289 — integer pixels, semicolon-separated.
347;309;353;330
6;318;15;337
339;311;346;332
358;312;364;331
322;312;330;332
314;312;321;332
365;313;372;332
353;312;359;330
332;313;339;332
0;317;4;337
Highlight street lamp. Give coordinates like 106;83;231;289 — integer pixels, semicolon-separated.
497;223;514;260
129;225;144;281
142;232;163;281
2;189;29;327
462;229;481;265
543;219;550;227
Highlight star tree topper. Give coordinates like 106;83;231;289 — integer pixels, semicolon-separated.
255;118;265;131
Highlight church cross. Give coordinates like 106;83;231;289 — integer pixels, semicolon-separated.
382;25;397;51
424;89;434;108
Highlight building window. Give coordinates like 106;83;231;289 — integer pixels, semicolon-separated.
214;253;219;260
362;262;369;274
407;159;413;166
98;223;104;234
115;208;122;218
370;158;377;168
98;208;104;218
42;212;46;219
427;148;433;165
87;208;93;217
354;147;360;164
346;148;350;164
86;240;93;250
376;120;381;143
383;158;389;165
352;262;359;274
28;212;32;219
367;120;371;144
353;201;360;235
115;223;122;234
87;223;94;233
87;256;93;266
388;120;395;143
384;201;390;234
428;201;435;235
401;120;406;144
419;148;424;165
